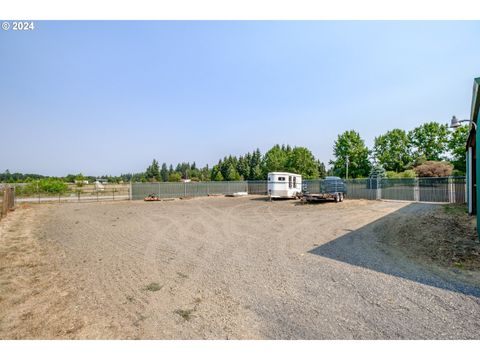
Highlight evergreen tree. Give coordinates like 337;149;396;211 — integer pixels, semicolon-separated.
160;163;168;182
145;159;160;181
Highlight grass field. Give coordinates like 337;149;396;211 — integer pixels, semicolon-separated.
0;196;479;339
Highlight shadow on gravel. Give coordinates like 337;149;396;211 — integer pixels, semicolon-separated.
249;197;298;202
294;200;335;206
309;203;480;298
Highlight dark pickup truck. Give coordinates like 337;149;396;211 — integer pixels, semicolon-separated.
301;176;346;203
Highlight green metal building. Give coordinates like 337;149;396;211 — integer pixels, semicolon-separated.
466;77;480;236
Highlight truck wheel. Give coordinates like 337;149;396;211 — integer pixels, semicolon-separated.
339;193;344;202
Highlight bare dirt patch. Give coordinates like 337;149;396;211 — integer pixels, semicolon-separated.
1;197;479;339
377;203;480;284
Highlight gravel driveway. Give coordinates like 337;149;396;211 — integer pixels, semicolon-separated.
1;197;479;339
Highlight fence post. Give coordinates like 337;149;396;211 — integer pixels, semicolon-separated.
129;181;133;200
448;177;455;203
184;182;187;197
113;188;115;201
414;178;420;202
376;177;382;200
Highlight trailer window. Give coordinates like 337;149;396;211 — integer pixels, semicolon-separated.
288;176;292;188
293;176;296;188
278;177;285;181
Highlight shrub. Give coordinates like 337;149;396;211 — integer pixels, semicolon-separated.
400;169;417;178
414;161;453;178
22;179;69;194
168;172;182;182
385;171;399;178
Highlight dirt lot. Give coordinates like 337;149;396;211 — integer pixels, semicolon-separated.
1;196;479;339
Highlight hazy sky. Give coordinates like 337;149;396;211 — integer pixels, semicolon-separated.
1;21;479;176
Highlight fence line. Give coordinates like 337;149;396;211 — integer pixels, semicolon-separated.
339;177;465;203
131;181;248;200
12;183;130;204
6;176;467;205
131;177;465;204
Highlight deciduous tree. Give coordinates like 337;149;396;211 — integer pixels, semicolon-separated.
408;122;449;161
447;124;469;174
373;129;412;172
330;130;371;178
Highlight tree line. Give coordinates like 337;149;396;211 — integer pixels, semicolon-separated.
0;121;470;183
330;122;469;178
139;145;327;182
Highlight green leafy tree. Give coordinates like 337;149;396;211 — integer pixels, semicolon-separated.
25;179;68;194
408;122;449;161
199;165;210;181
286;147;319;179
168;172;182;182
330;130;371;178
65;174;76;183
145;159;160;181
373;129;412;172
447;124;469;174
263;145;290;174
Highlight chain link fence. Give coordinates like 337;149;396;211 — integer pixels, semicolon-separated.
340;177;465;203
5;176;466;206
131;181;248;200
131;177;465;203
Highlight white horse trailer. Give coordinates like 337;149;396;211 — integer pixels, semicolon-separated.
267;172;302;199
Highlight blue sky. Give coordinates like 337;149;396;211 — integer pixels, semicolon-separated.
0;21;479;176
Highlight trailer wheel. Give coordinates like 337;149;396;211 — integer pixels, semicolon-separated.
339;193;344;202
335;193;340;203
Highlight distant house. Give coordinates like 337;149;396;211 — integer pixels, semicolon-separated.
74;180;89;185
466;77;480;237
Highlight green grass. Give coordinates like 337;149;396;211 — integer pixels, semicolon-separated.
443;204;467;216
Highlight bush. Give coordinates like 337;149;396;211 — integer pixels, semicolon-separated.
21;179;69;194
386;169;419;178
414;161;453;178
385;171;399;178
400;169;417;178
168;173;182;182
